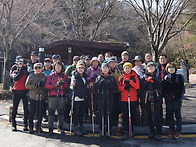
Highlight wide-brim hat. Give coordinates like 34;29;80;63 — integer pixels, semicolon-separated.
121;51;129;56
90;57;98;63
107;58;117;64
123;62;133;69
34;63;43;69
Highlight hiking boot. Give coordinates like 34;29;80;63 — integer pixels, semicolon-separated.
74;126;83;137
23;126;29;131
122;131;129;140
105;132;110;138
29;128;35;134
148;132;154;139
168;130;174;137
154;134;162;141
173;131;181;139
99;132;104;138
58;127;65;134
12;126;17;132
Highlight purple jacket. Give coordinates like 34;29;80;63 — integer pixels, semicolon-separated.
87;66;101;83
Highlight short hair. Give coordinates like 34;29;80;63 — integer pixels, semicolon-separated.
166;62;177;73
159;54;167;58
104;52;112;57
145;52;152;56
53;61;64;73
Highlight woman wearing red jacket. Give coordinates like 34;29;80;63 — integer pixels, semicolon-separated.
118;62;140;139
45;62;69;135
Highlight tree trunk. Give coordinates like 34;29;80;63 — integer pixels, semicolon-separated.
3;50;10;90
151;48;159;63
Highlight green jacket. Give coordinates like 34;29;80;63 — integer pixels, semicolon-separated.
65;64;76;80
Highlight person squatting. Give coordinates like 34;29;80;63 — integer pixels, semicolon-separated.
10;51;184;141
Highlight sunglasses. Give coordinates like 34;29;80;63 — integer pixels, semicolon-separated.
168;67;175;69
35;67;42;70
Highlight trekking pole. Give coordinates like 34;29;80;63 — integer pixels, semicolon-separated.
91;87;95;135
36;88;39;132
50;87;59;135
38;88;42;134
127;88;132;138
138;98;142;125
69;88;74;136
61;85;64;133
101;90;104;137
149;83;155;129
107;89;110;137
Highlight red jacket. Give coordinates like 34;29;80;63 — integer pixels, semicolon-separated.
45;72;69;96
118;70;140;102
12;67;28;91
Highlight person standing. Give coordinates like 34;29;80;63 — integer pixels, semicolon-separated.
142;62;162;141
156;54;168;81
163;62;184;139
94;63;118;137
118;62;140;139
11;58;29;131
45;62;69;134
44;58;52;77
98;54;104;67
70;61;88;136
25;63;47;134
27;51;39;74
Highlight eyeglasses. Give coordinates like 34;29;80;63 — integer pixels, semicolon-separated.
35;67;42;70
168;67;175;69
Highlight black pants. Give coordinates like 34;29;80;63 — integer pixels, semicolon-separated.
121;101;137;132
98;98;113;132
29;98;44;130
147;100;162;134
73;101;85;127
166;99;182;133
12;92;28;127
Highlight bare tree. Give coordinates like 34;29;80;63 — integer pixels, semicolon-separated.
124;0;196;61
0;0;48;90
61;0;117;41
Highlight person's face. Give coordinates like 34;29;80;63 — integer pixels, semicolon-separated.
109;61;116;69
30;55;38;63
44;61;51;68
159;56;167;65
147;65;155;73
168;66;176;74
92;60;98;68
105;53;112;60
145;54;152;62
77;66;85;74
34;66;43;74
102;67;109;74
134;60;142;67
18;62;24;68
53;58;61;63
73;60;78;65
124;66;131;74
98;55;104;63
85;59;91;66
122;54;129;62
55;64;62;73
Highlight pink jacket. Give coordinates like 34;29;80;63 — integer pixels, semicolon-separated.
45;72;69;96
87;66;101;82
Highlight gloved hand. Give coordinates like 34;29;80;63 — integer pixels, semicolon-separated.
35;81;41;88
58;78;65;85
54;82;60;87
124;80;130;85
147;77;154;83
124;84;131;91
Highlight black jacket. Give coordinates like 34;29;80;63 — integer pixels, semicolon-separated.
94;74;118;102
163;73;184;101
73;71;88;99
141;71;162;100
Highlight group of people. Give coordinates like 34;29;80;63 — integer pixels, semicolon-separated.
10;50;184;141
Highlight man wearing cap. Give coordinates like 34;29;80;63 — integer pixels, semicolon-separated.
117;51;130;74
65;56;80;80
107;58;122;125
52;54;61;64
25;63;47;134
44;58;52;77
84;55;92;72
10;58;29;132
27;51;39;74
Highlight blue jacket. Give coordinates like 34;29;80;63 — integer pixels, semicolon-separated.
156;64;168;80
